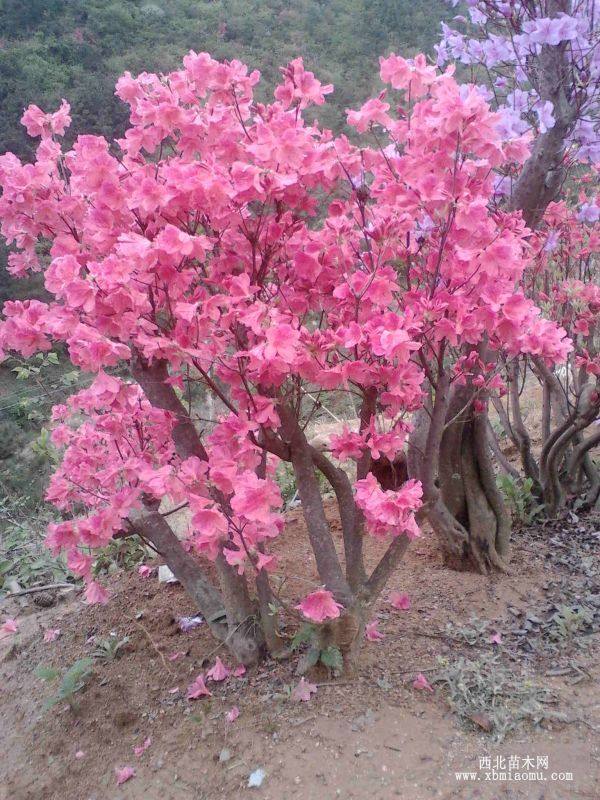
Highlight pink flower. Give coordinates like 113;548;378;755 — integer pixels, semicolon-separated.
226;706;240;722
233;665;246;678
0;618;18;638
389;592;411;611
231;472;282;524
115;766;135;786
84;581;109;605
167;651;185;661
74;750;85;760
365;620;384;641
187;674;212;699
206;656;230;682
295;589;343;623
138;565;153;578
490;632;502;645
43;628;61;643
413;673;434;693
133;737;151;757
291;677;318;702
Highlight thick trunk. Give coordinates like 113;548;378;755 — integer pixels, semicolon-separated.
510;0;576;227
314;606;366;674
129;508;260;664
439;390;510;572
410;381;511;574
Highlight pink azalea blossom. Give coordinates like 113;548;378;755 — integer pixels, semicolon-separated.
490;632;502;645
389;592;411;611
167;651;185;661
206;656;230;682
43;628;61;642
115;766;135;786
365;620;385;641
0;618;18;638
187;674;212;699
295;589;343;623
413;673;434;693
84;581;109;605
226;706;240;722
291;677;318;702
138;565;153;578
133;737;151;757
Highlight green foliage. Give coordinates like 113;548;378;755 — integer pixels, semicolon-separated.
35;657;95;710
319;644;343;671
93;633;131;661
0;498;71;591
92;537;148;576
433;654;562;742
548;604;594;641
0;0;449;158
276;460;334;507
496;474;545;525
292;622;343;675
445;617;491;646
0;355;88;507
276;462;298;507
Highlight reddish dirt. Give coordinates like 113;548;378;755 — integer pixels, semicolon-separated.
1;508;599;800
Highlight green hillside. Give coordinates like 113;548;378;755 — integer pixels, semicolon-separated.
0;0;449;160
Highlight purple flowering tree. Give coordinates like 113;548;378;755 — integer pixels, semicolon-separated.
412;1;600;571
437;0;599;226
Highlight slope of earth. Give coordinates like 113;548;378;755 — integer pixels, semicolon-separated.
1;509;599;800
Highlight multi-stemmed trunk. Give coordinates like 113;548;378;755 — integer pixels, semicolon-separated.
409;374;511;574
125;357;415;667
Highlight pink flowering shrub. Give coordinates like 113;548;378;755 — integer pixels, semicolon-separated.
0;50;570;665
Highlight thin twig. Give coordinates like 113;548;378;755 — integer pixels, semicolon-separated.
134;619;176;675
315;680;352;688
4;582;77;598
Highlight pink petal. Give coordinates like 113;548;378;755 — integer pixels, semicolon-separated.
291;677;318;702
138;565;153;578
490;632;502;645
84;580;109;605
389;591;411;611
187;674;212;699
43;628;61;643
115;766;135;785
167;651;185;661
133;737;151;757
0;618;18;638
233;665;246;677
413;673;434;693
295;589;343;623
365;620;384;641
206;656;230;682
74;750;85;760
226;706;240;722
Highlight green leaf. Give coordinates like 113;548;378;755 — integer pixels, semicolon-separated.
35;665;60;681
320;645;343;672
291;623;316;651
295;646;321;675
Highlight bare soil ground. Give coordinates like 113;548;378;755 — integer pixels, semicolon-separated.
1;506;599;800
